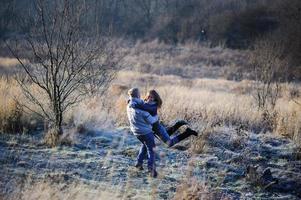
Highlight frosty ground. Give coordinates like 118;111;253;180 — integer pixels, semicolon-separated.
0;125;300;200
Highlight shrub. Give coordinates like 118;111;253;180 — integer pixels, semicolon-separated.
249;36;286;110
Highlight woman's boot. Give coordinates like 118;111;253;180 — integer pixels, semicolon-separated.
167;120;188;135
176;127;198;142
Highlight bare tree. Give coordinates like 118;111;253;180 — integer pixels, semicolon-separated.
6;0;123;146
249;35;288;110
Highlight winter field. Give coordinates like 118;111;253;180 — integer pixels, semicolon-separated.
0;41;301;199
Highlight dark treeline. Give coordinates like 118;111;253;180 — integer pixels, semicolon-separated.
0;0;298;47
0;0;300;79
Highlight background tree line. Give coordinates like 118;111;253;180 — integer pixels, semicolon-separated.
0;0;300;81
0;0;298;45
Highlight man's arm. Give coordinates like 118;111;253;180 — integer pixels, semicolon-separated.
142;110;158;125
128;98;143;108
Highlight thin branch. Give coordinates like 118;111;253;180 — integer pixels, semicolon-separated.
15;77;51;120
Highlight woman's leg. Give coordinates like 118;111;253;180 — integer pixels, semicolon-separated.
153;121;198;148
173;127;198;144
153;122;178;147
154;123;198;147
167;120;188;135
153;121;170;143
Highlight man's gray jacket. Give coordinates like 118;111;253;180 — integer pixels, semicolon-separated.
127;97;158;136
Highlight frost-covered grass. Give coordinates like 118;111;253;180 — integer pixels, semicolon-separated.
1;125;300;199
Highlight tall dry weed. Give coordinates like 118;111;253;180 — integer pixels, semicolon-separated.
173;178;234;200
0;78;24;133
0;77;43;134
7;180;120;200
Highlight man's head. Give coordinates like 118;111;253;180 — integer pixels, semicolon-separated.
128;88;140;98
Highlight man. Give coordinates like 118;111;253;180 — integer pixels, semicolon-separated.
127;88;159;177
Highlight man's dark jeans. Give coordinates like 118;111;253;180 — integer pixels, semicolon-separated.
136;132;155;170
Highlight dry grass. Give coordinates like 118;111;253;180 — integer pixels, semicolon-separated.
0;57;22;68
104;71;301;148
122;39;249;80
0;77;44;134
0;41;300;148
5;180;121;200
0;78;24;133
0;57;27;75
173;178;234;200
44;128;61;147
0;70;300;148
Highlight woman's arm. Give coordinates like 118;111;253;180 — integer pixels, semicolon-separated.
134;102;157;116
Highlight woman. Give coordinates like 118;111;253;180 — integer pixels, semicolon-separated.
130;90;198;147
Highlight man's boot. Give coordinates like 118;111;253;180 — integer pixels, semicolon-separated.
148;168;158;178
135;163;144;170
167;120;188;135
176;127;198;142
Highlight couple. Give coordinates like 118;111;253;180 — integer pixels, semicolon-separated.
126;88;198;178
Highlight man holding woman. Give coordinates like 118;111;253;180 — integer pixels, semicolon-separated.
126;88;198;178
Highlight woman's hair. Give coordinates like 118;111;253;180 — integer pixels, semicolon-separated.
128;88;139;98
146;90;163;108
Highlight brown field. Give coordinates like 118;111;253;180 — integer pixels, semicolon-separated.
0;40;300;147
